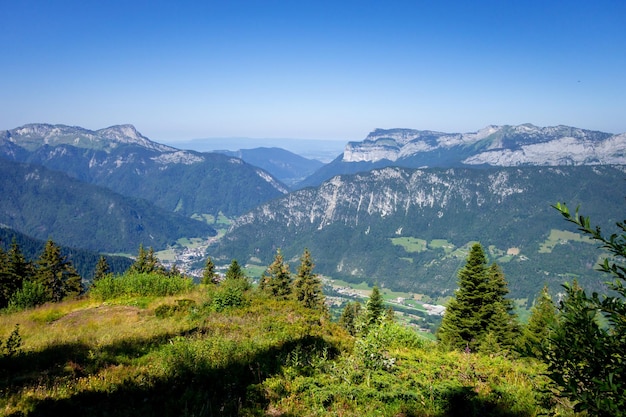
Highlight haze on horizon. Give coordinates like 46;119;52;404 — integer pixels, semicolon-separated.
1;0;625;143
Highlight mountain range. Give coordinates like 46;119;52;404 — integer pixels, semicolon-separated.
297;124;626;188
1;124;288;217
1;122;624;301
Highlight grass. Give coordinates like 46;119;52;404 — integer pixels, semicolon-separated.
539;229;592;253
0;284;579;417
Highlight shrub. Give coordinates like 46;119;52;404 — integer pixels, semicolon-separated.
90;272;194;300
7;280;50;311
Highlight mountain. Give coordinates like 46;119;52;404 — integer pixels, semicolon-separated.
0;159;215;253
297;124;626;188
0;225;133;281
211;165;626;301
163;137;346;163
0;124;288;217
215;147;324;187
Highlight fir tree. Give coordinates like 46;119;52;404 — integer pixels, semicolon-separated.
339;301;362;336
129;244;163;274
292;249;325;309
437;243;517;353
260;250;292;298
364;285;385;327
481;263;519;350
225;259;246;281
202;257;218;284
0;247;11;308
438;243;489;351
93;256;110;282
34;239;82;302
519;285;557;358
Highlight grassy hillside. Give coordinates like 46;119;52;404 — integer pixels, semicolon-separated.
0;279;579;417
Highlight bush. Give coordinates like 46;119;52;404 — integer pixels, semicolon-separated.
90;272;194;300
210;279;250;312
7;280;50;311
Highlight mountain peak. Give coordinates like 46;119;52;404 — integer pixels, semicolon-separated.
342;124;623;166
3;123;175;153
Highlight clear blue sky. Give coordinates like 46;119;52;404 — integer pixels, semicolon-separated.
1;0;625;141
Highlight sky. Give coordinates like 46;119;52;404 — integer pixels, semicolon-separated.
1;0;625;142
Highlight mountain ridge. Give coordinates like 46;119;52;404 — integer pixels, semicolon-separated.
297;124;626;188
0;123;289;217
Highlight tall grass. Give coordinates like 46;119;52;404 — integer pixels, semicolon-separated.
90;272;194;300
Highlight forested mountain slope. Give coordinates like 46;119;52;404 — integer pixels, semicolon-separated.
213;165;626;300
0;160;215;253
0;124;288;217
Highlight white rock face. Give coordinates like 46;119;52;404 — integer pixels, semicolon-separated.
342;124;626;166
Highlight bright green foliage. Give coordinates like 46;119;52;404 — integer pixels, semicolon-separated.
339;301;362;336
90;271;194;300
93;255;111;282
225;259;246;281
201;256;217;284
545;203;626;416
259;249;292;298
292;248;325;309
519;286;557;358
34;239;82;302
364;285;385;327
209;277;250;312
7;280;49;311
129;244;164;275
437;243;517;353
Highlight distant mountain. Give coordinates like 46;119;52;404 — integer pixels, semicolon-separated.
297;124;626;188
164;137;346;163
0;226;133;281
0;124;288;217
212;165;626;301
0;159;215;253
215;147;324;187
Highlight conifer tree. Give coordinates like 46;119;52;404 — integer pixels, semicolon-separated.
437;243;489;351
34;239;82;302
129;244;163;274
202;257;218;284
437;243;517;352
225;259;246;281
364;285;385;327
519;285;557;358
481;263;519;350
260;250;292;298
4;240;33;300
93;256;110;282
339;301;362;336
292;249;325;309
0;247;11;308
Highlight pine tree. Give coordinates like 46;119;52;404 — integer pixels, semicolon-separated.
260;250;292;298
0;247;11;308
364;285;385;327
519;285;557;358
225;259;246;281
93;256;110;282
292;249;325;309
437;243;517;353
34;239;82;302
437;243;489;351
129;244;163;274
339;301;362;336
480;263;519;350
202;257;218;284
